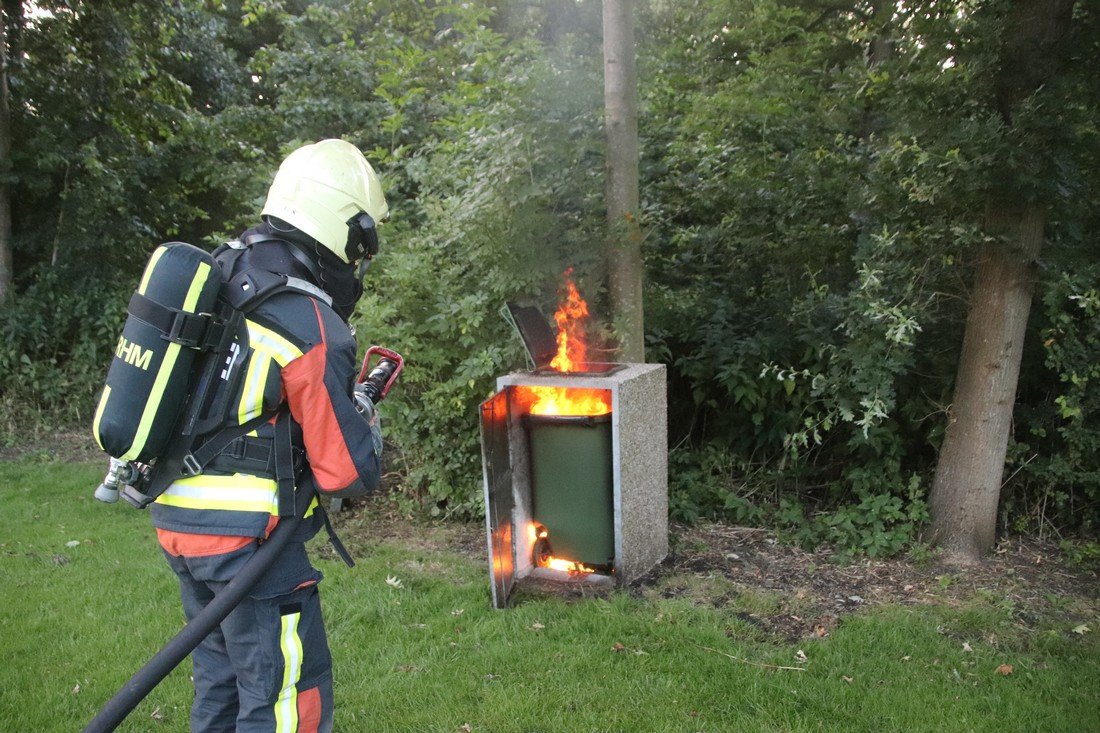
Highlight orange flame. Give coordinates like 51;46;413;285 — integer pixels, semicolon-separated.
550;268;589;372
515;269;611;416
521;385;610;416
528;523;596;575
543;557;596;574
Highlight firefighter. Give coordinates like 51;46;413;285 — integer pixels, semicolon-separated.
151;139;387;733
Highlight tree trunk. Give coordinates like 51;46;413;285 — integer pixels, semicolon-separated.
927;0;1076;563
927;204;1044;562
0;3;14;305
602;0;645;363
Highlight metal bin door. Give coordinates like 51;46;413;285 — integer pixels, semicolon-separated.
480;389;515;608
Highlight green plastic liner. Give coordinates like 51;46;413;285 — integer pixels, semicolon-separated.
525;413;614;567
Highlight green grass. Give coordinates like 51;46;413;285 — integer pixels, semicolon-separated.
1;458;1096;732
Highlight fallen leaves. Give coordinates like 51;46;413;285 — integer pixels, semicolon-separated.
385;575;404;589
1072;624;1090;635
996;664;1014;676
609;641;648;656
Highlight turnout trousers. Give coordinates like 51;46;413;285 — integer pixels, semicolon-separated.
164;541;334;733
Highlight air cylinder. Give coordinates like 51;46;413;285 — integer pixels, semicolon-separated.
93;242;222;462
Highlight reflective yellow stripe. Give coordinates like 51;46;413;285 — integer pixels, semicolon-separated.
92;385;111;451
122;261;212;461
248;320;302;367
275;610;303;732
154;473;279;515
156;493;279;514
120;340;181;461
238;352;273;424
137;246;167;295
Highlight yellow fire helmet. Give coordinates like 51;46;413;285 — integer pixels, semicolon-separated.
261;139;389;264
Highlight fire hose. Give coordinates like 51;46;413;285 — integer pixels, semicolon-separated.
81;500;308;733
84;346;403;732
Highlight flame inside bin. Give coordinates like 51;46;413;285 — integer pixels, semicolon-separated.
523;412;615;569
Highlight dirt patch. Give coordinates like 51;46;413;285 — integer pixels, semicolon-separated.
332;491;485;560
0;430;104;463
640;522;1100;642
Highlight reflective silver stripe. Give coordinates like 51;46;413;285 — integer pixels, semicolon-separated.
285;276;332;307
275;609;303;732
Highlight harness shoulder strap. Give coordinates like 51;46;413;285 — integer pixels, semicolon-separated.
224;269;333;314
316;500;355;568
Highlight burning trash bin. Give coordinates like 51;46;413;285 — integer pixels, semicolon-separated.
479;272;667;608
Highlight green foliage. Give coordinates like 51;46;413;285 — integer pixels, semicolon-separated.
640;0;1100;552
1059;539;1100;571
3;0;1098;551
783;475;931;561
669;445;929;559
2;1;273;432
0;271;127;431
353;13;607;516
668;445;770;526
1005;266;1100;533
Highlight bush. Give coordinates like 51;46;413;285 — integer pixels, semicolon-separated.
0;268;129;441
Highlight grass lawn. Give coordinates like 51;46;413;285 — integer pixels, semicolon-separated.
0;456;1096;732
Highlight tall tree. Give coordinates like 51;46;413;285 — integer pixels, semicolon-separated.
602;0;644;362
0;1;15;304
927;0;1078;563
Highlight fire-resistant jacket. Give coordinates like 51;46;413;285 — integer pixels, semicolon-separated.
151;254;380;556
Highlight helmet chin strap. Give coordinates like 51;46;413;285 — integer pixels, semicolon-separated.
283;240;325;284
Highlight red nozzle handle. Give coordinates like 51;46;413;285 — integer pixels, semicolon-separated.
357;346;405;401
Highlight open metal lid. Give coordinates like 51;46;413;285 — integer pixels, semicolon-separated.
502;301;557;370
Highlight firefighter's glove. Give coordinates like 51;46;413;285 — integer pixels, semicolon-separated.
354;384;384;458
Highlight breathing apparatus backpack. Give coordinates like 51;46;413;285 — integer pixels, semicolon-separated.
92;237;335;514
